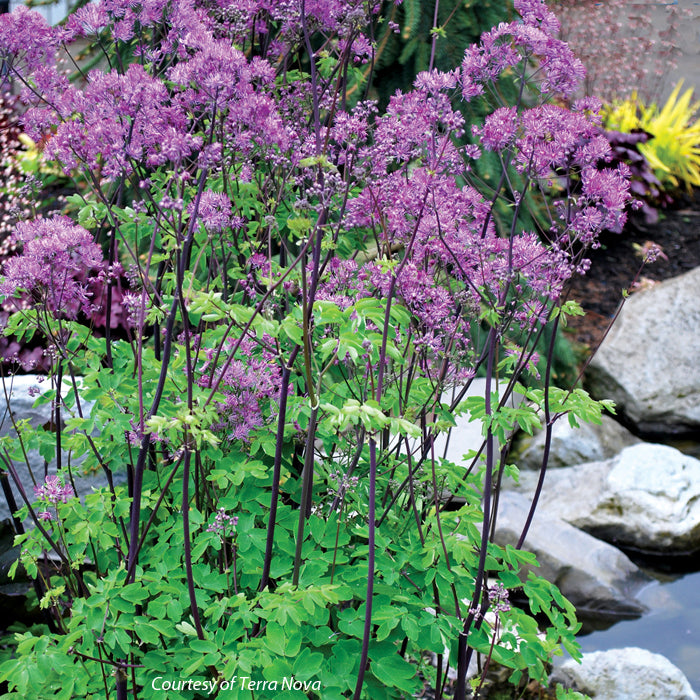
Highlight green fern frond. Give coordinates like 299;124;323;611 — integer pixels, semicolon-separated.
398;36;420;66
401;0;422;41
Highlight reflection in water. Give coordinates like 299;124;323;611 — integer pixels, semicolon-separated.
576;571;700;692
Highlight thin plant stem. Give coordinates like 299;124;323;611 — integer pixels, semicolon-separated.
352;436;377;700
258;358;297;593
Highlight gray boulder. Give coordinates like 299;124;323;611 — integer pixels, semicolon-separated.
0;375;59;436
586;266;700;436
514;414;639;470
0;375;119;522
414;378;522;467
551;647;699;700
516;443;700;555
494;491;650;618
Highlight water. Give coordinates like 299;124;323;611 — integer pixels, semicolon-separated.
572;439;700;692
575;571;700;693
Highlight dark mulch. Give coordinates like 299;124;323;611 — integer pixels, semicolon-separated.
564;188;700;349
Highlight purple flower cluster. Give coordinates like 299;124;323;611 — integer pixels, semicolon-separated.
316;15;630;372
471;99;633;240
0;217;104;319
34;474;75;521
488;582;511;614
2;0;379;181
0;6;65;71
189;192;233;234
336;0;627;348
34;474;75;503
206;507;238;536
34;64;202;178
197;336;282;442
0;0;635;432
461;0;584;101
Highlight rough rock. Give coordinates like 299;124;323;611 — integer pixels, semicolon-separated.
551;647;699;700
515;443;700;555
494;491;650;618
585;266;700;436
0;375;58;436
514;414;639;470
414;378;521;466
0;375;120;522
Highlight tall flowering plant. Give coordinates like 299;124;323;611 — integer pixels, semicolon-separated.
0;1;631;698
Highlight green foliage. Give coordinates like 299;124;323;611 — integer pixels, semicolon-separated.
0;323;611;698
0;175;595;697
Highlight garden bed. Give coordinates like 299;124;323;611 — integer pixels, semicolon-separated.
566;187;700;349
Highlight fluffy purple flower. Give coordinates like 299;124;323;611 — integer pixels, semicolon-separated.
0;0;634;438
460;0;584;101
414;69;459;93
580;163;632;232
65;3;109;38
190;191;232;233
168;39;250;108
0;7;64;68
34;475;75;506
514;105;602;178
0;217;104;318
488;581;511;613
32;63;203;178
477;107;519;152
198;336;282;442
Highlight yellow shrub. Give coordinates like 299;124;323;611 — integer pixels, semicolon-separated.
603;81;700;191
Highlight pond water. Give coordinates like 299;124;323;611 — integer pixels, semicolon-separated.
574;570;700;693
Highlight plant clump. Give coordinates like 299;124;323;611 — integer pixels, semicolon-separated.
0;1;632;699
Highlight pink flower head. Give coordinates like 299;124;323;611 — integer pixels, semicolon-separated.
460;0;584;101
0;217;104;318
190;191;232;233
488;581;511;613
65;3;109;38
198;335;282;442
478;107;519;151
414;69;459;94
0;6;63;68
34;475;75;506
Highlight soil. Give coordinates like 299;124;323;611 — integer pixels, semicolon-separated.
563;187;700;350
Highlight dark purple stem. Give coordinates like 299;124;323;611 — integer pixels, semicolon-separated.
258;356;297;593
352;437;377;700
516;313;560;549
126;166;209;582
455;326;497;700
182;445;205;638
